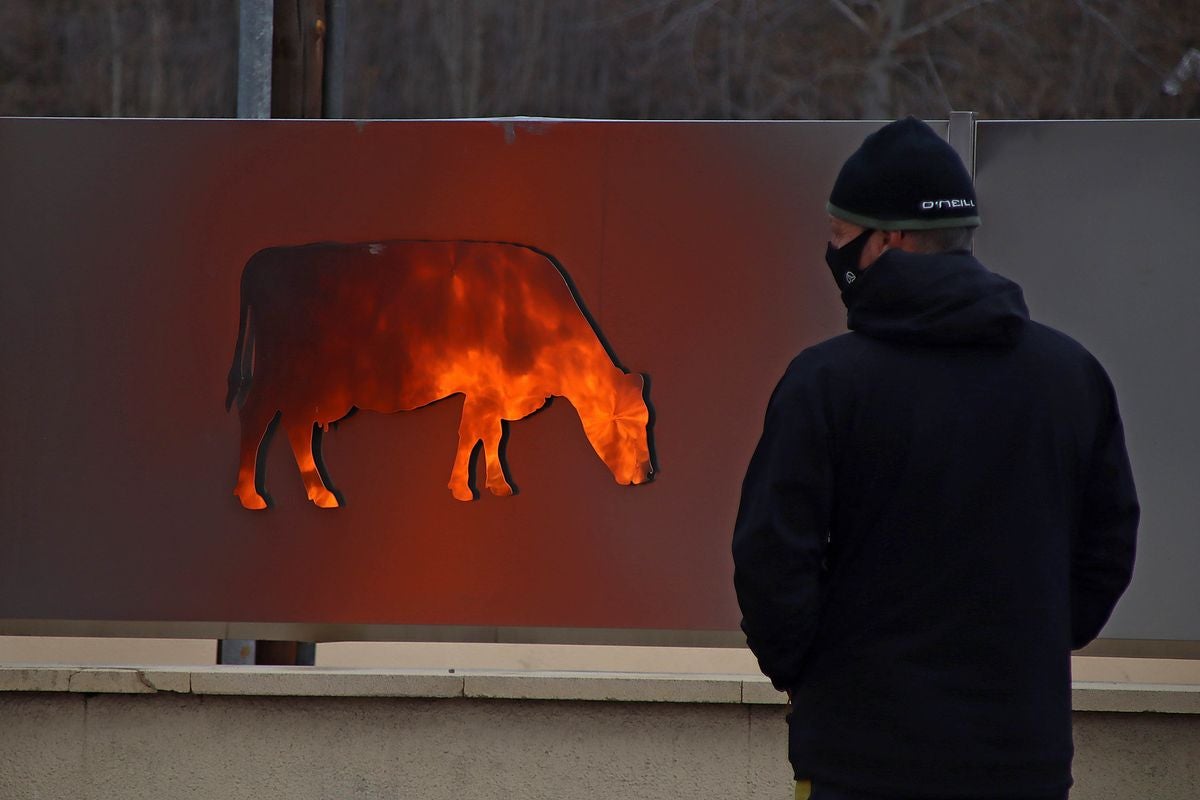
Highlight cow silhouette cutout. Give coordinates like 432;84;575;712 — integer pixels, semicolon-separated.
226;240;654;508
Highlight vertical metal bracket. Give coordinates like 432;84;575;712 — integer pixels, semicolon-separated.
947;111;978;178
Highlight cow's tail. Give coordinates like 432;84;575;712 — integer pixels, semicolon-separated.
225;266;255;412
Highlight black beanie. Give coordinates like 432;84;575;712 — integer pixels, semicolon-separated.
827;116;980;231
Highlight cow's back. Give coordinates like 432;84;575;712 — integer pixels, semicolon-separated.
242;240;603;421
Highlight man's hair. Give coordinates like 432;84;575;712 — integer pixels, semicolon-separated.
904;226;975;254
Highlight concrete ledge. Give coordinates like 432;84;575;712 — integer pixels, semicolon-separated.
189;667;462;698
1072;681;1200;713
68;667;190;694
463;670;744;703
1;666;1198;713
0;667;72;692
0;667;190;694
742;677;788;705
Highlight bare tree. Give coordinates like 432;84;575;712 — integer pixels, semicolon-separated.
0;0;1197;120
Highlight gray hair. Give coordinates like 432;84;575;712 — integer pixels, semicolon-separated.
904;226;975;254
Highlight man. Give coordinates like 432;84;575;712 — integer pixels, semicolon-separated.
732;117;1138;800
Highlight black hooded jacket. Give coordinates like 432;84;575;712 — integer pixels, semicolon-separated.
732;249;1138;798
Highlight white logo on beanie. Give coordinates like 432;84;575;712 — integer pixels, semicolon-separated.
920;199;976;210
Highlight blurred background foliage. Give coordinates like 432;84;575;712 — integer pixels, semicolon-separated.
1;0;1197;119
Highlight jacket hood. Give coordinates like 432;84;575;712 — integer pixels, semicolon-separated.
845;249;1029;345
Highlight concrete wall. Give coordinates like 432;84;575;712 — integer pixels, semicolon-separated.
2;667;1197;800
1073;712;1200;797
2;694;787;799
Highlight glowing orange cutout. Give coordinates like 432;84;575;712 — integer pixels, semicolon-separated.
226;240;654;508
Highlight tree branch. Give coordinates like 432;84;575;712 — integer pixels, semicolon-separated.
1074;0;1161;74
897;0;996;43
828;0;870;35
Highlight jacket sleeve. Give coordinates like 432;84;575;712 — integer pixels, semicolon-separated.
732;353;833;691
1071;367;1139;650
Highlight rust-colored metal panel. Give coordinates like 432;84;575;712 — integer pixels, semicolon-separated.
0;118;900;642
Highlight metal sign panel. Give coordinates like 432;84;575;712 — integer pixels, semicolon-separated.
975;119;1200;643
0;118;900;642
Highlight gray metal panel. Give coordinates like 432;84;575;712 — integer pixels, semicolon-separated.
975;119;1200;642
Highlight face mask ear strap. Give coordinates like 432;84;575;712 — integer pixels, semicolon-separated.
825;226;877;297
850;227;876;257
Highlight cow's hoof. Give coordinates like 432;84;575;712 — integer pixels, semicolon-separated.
488;482;514;497
235;488;268;510
308;488;339;509
450;484;475;502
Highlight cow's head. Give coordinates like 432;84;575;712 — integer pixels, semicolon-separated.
579;371;654;487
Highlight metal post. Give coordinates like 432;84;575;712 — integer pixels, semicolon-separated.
219;638;256;665
224;0;274;666
323;0;347;118
947;110;978;178
270;0;328;118
237;0;273;119
296;641;317;665
225;0;319;668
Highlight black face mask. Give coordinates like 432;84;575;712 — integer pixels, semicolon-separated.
825;228;874;294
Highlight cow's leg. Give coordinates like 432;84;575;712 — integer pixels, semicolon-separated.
283;417;339;508
450;400;513;500
449;413;481;502
235;400;275;510
480;419;513;497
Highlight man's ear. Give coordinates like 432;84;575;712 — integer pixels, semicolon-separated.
883;229;918;253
